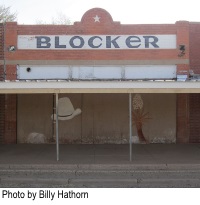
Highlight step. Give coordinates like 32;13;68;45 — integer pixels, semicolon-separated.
1;163;200;170
1;164;200;187
1;176;200;188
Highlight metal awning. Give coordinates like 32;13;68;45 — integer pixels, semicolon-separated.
1;80;200;94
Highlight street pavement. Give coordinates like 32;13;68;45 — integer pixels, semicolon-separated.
0;144;200;187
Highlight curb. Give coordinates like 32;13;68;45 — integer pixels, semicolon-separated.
1;163;200;170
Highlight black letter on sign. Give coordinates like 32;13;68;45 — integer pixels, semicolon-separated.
88;36;102;48
143;36;159;48
106;36;120;48
69;36;84;48
55;36;66;48
36;36;51;48
126;36;141;48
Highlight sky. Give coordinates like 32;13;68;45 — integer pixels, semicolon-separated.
1;0;200;25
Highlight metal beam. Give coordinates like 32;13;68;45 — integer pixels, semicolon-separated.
129;93;132;162
56;93;59;161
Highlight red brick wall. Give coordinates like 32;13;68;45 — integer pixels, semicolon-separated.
5;10;189;63
176;94;189;143
4;95;17;144
1;23;17;144
189;94;200;142
0;94;17;144
4;10;190;79
5;65;17;80
188;23;200;143
0;95;5;144
0;24;4;143
2;8;192;144
177;64;190;76
189;23;200;74
0;23;4;81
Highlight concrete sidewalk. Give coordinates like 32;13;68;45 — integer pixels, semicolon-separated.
1;144;200;187
1;144;200;168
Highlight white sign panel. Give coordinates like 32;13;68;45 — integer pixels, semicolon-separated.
18;35;176;50
17;65;176;80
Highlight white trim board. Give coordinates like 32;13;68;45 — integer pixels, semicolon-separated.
17;65;176;80
1;81;200;94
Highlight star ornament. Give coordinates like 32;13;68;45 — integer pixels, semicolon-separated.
93;15;100;23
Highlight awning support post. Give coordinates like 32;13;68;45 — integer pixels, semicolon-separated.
56;93;59;161
129;93;132;162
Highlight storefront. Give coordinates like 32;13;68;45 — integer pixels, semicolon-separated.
1;8;200;151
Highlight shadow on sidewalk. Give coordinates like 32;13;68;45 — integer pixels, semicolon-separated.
0;144;200;166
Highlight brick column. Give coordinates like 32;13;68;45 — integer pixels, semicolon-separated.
176;21;190;76
3;65;17;144
5;65;17;80
4;95;17;144
0;95;5;143
177;64;190;76
176;94;189;143
0;24;5;143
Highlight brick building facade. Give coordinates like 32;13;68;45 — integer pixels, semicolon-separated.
0;8;200;144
